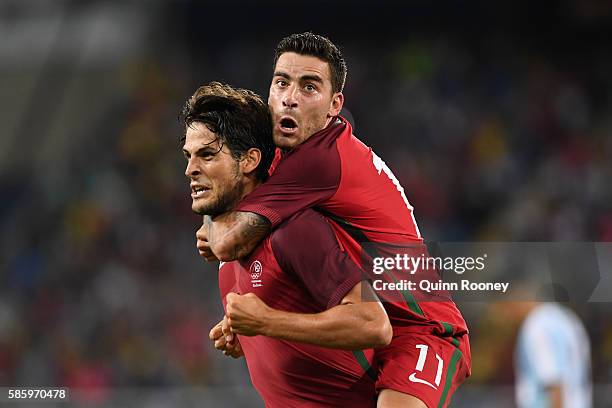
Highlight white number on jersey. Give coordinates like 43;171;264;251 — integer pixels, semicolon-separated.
408;344;444;389
371;151;422;238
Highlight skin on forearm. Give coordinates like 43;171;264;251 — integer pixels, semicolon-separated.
263;301;391;350
206;211;271;261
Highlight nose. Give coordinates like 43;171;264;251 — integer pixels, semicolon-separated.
282;84;298;109
185;158;200;179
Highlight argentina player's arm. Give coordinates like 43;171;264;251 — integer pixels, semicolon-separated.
224;210;392;349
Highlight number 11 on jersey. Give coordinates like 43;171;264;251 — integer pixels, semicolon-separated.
408;344;444;389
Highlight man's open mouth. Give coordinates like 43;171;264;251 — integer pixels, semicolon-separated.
191;185;211;198
279;117;298;132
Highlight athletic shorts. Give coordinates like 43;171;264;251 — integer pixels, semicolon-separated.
375;333;471;408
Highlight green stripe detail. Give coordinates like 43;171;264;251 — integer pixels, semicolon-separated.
352;350;377;381
441;322;454;336
385;270;424;316
436;347;462;408
440;322;460;347
319;210;425;317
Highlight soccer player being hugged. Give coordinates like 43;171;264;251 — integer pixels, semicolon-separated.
182;82;392;407
197;33;472;408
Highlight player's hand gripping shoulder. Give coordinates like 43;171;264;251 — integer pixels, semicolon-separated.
209;317;244;358
196;213;271;262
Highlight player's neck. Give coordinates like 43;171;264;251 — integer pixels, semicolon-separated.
323;115;335;129
239;178;261;201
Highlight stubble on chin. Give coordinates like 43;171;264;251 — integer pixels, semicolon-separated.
192;201;211;217
192;169;244;218
273;132;300;151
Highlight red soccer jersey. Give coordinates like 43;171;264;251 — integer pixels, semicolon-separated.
237;116;468;337
219;209;377;408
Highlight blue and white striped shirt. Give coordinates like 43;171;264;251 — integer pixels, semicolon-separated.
515;303;592;408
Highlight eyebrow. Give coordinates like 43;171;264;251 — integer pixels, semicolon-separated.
273;71;324;84
182;145;218;157
273;71;290;79
301;74;324;84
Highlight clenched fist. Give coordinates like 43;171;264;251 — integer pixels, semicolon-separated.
225;292;271;336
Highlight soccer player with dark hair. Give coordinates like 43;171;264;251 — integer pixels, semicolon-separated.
197;33;472;408
181;82;391;407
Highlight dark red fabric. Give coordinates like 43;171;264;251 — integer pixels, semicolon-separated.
219;209;376;408
236;116;468;336
375;333;471;408
271;210;365;309
236;120;343;227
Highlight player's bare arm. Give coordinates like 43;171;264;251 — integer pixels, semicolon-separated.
225;281;392;349
209;317;244;358
196;212;271;262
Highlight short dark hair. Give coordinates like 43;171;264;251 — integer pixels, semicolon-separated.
180;82;275;182
274;32;347;93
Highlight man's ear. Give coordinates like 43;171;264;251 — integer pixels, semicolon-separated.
327;92;344;117
241;148;262;175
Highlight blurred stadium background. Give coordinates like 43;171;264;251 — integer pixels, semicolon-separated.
1;0;611;406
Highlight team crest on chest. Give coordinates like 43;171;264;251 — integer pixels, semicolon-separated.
250;260;263;287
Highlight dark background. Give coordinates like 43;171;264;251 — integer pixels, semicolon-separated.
1;1;611;406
